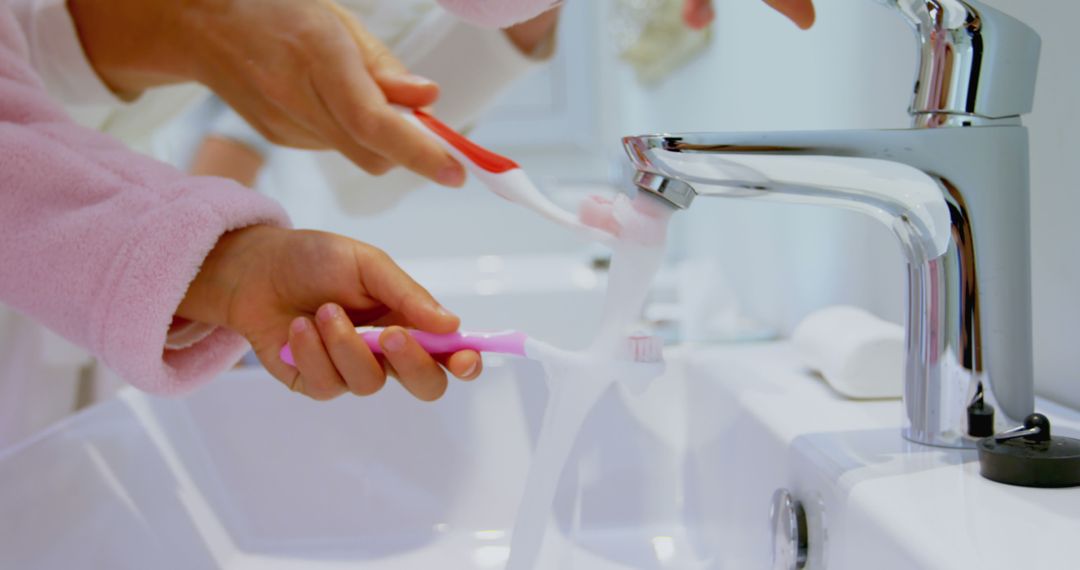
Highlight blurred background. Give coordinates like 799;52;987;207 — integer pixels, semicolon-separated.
156;0;1080;409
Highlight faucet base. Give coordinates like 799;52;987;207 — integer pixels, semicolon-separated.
902;428;977;450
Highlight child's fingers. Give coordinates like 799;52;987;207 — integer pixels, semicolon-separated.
355;246;460;334
315;303;387;397
379;326;449;401
442;350;483;381
287;316;350;401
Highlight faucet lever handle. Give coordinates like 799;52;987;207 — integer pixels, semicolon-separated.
889;1;1041;124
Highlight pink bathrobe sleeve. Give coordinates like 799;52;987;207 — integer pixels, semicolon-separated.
0;8;290;396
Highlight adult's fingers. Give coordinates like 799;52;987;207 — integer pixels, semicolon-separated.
309;29;465;186
219;90;327;150
379;326;449;401
324;1;441;108
684;0;815;30
299;72;396;175
287;316;350;401
376;74;443;110
354;246;461;335
683;0;715;29
315;303;388;396
763;0;816;29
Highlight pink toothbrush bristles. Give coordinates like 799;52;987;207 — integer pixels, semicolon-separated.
578;194;672;246
626;334;664;363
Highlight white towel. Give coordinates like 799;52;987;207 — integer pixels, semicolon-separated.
792;306;904;400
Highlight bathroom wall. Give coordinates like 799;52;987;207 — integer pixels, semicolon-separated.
600;0;912;333
985;0;1080;410
275;0;1078;409
601;0;1080;409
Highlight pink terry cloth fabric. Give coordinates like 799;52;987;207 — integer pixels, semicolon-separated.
0;7;289;396
437;0;561;28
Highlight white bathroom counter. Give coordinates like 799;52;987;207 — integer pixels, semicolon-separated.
684;342;1080;570
1;341;1076;569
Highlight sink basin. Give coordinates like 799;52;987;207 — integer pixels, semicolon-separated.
2;342;1077;568
400;254;609;349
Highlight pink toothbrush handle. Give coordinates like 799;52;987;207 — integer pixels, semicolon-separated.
280;329;528;366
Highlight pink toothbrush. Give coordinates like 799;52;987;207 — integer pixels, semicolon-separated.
281;328;531;363
280;327;665;391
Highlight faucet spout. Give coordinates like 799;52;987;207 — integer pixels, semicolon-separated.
627;138;954;261
624;126;1034;448
622;0;1041;444
619;0;1040;448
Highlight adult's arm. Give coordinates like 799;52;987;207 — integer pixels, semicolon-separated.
7;0;120;106
61;0;466;186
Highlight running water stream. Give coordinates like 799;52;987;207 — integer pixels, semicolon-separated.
505;193;674;570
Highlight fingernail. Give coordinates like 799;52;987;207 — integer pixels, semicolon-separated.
437;164;466;187
435;304;457;319
398;73;436;88
383;329;407;353
291;317;309;334
462;360;478;379
317;303;340;324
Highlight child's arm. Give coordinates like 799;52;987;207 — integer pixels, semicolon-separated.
0;10;288;395
177;227;482;402
0;11;478;400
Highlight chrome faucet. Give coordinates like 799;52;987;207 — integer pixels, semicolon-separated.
623;0;1041;448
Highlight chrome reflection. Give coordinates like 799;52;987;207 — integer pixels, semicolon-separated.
620;0;1038;447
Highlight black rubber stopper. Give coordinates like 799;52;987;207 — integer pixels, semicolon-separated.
967;400;995;438
978;413;1080;488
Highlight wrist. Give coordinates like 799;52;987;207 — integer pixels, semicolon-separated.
177;224;284;330
67;0;196;98
504;6;562;57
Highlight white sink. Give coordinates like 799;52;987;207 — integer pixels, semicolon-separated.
681;343;1080;570
400;254;609;350
2;342;1077;569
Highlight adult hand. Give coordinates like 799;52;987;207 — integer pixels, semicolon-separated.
683;0;816;30
68;0;467;186
177;226;482;401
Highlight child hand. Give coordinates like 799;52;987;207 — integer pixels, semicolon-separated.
178;226;482;401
